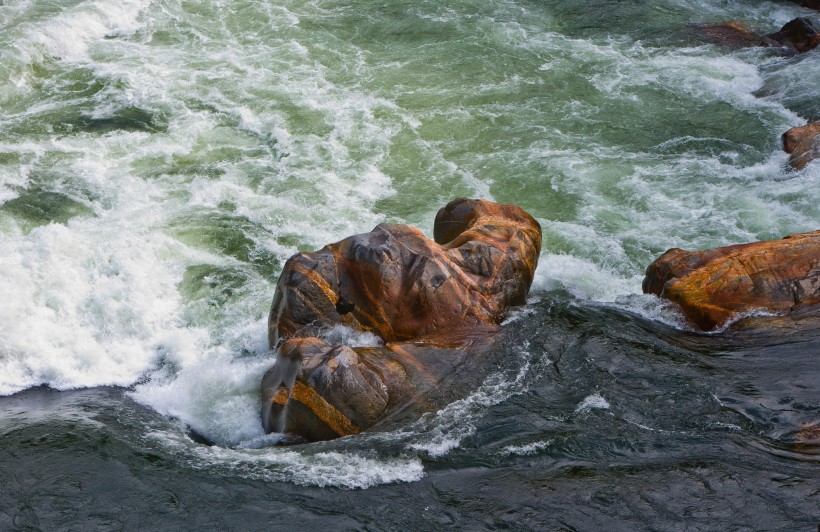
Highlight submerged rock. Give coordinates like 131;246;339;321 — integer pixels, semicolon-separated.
783;121;820;170
694;21;760;48
762;16;820;53
261;198;541;440
643;231;820;331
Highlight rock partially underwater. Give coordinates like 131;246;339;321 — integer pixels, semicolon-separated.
783;121;820;171
762;16;820;53
261;199;541;441
643;231;820;331
694;16;820;54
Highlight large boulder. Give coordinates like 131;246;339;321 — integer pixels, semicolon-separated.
643;231;820;331
783;121;820;170
261;198;542;440
762;16;820;53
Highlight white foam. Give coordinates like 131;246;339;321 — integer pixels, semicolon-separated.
609;294;693;331
131;353;272;447
575;393;610;414
318;325;384;347
499;440;552;456
0;221;206;395
533;252;643;301
410;346;537;457
146;429;424;489
10;0;151;66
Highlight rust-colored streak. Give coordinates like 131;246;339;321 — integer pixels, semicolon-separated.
644;230;820;330
290;381;361;437
290;263;338;305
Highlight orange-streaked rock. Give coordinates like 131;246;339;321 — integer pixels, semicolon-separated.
260;331;498;441
783;121;820;170
261;198;541;440
643;231;820;331
268;198;541;346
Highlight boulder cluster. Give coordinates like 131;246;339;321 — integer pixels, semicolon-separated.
695;13;820;169
259;5;819;443
261;198;818;442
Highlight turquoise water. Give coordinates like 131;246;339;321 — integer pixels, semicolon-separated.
0;0;818;508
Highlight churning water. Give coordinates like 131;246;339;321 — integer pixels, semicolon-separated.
0;0;818;528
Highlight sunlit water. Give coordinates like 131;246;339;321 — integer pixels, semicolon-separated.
0;0;818;528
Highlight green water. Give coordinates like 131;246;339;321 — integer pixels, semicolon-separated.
0;0;817;470
0;1;819;527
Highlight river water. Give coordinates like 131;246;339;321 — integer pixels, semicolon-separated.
0;0;818;529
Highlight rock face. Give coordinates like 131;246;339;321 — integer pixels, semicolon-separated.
261;198;541;440
763;16;820;53
643;231;820;331
783;121;820;170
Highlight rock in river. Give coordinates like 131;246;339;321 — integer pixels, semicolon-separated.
643;231;820;331
783;121;820;171
762;16;820;53
261;198;542;440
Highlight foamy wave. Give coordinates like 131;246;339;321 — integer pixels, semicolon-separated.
410;346;537;457
0;222;205;395
532;252;643;302
499;440;552;456
131;353;272;447
575;393;611;414
147;430;425;489
11;0;151;66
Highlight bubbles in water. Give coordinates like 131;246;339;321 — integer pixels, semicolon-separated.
318;324;384;347
145;429;425;489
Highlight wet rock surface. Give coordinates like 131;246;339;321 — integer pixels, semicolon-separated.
783;121;820;170
261;199;541;440
643;230;820;331
763;16;820;53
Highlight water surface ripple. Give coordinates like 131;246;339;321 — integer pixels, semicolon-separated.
0;0;818;528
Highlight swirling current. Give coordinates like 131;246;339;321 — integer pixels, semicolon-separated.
0;0;818;529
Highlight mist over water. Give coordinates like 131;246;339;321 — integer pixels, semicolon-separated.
0;0;818;528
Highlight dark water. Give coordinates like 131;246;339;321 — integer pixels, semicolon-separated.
2;295;817;530
2;0;820;527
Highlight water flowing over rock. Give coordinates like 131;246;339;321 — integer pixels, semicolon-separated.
763;16;820;53
261;199;541;440
643;231;820;331
783;121;820;170
694;21;760;49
